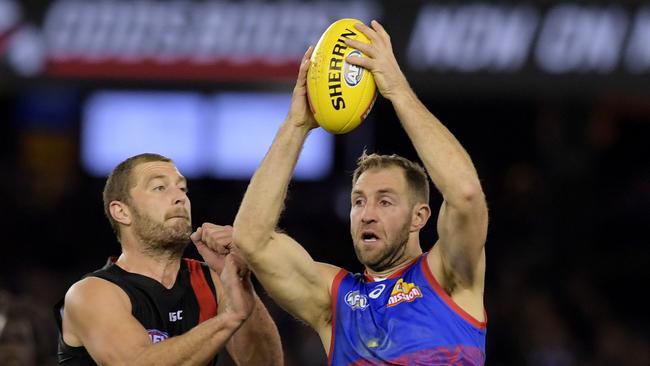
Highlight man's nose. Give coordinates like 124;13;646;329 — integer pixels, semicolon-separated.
360;202;377;224
172;187;187;205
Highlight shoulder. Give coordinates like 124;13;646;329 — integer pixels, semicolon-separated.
61;276;132;347
316;262;346;292
64;276;131;317
317;262;345;277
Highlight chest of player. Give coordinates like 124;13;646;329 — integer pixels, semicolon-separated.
123;271;206;342
336;273;462;348
331;261;486;364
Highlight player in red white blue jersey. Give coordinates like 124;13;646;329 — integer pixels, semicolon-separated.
197;20;488;365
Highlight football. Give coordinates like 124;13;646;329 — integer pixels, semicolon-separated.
307;18;377;134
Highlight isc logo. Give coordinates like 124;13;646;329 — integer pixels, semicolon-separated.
169;310;183;322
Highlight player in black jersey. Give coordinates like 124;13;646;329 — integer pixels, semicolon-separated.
55;153;282;365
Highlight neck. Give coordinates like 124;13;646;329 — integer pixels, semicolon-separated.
117;237;184;289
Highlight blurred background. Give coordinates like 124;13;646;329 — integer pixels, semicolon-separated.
0;0;649;365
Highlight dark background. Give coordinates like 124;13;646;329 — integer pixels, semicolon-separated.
1;1;649;365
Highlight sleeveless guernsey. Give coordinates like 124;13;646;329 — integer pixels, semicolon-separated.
54;258;218;365
329;254;486;365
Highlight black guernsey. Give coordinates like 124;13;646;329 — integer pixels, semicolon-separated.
54;257;219;365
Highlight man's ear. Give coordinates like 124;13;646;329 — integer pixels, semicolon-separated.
411;203;431;232
109;201;132;226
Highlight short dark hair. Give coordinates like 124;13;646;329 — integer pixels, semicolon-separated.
352;151;430;205
102;153;172;238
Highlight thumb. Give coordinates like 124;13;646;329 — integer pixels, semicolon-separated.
190;227;202;243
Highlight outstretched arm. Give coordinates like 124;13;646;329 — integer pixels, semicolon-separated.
346;21;488;297
229;47;339;335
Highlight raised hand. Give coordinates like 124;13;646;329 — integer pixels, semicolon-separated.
286;46;319;130
191;223;233;274
218;252;254;324
344;20;410;101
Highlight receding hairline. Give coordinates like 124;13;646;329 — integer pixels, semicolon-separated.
352;166;426;204
128;161;185;191
140;172;187;186
351;161;429;205
351;186;401;198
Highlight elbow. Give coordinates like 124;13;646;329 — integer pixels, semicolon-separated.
231;225;255;257
456;181;486;211
446;182;488;223
231;224;271;258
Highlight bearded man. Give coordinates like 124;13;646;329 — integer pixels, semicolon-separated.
54;153;282;366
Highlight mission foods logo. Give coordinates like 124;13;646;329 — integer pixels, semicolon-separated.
387;279;423;307
345;290;369;310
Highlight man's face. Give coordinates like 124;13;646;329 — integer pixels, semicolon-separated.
127;161;192;253
350;166;414;272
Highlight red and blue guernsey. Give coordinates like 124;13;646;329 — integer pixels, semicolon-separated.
329;253;486;365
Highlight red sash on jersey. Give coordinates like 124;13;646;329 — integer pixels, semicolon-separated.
185;259;218;323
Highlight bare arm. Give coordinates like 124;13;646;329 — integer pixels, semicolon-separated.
224;295;283;366
193;226;283;366
229;47;338;332
346;21;488;294
62;255;254;366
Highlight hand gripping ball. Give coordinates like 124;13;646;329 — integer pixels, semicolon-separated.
306;19;377;134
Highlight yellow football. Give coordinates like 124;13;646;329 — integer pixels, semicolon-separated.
307;18;377;134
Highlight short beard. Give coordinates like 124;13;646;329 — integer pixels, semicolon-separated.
354;219;411;273
131;207;191;258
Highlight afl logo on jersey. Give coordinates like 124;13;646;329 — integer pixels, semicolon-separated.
147;329;169;343
345;290;369;310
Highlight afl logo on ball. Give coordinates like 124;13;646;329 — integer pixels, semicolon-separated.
343;50;364;87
